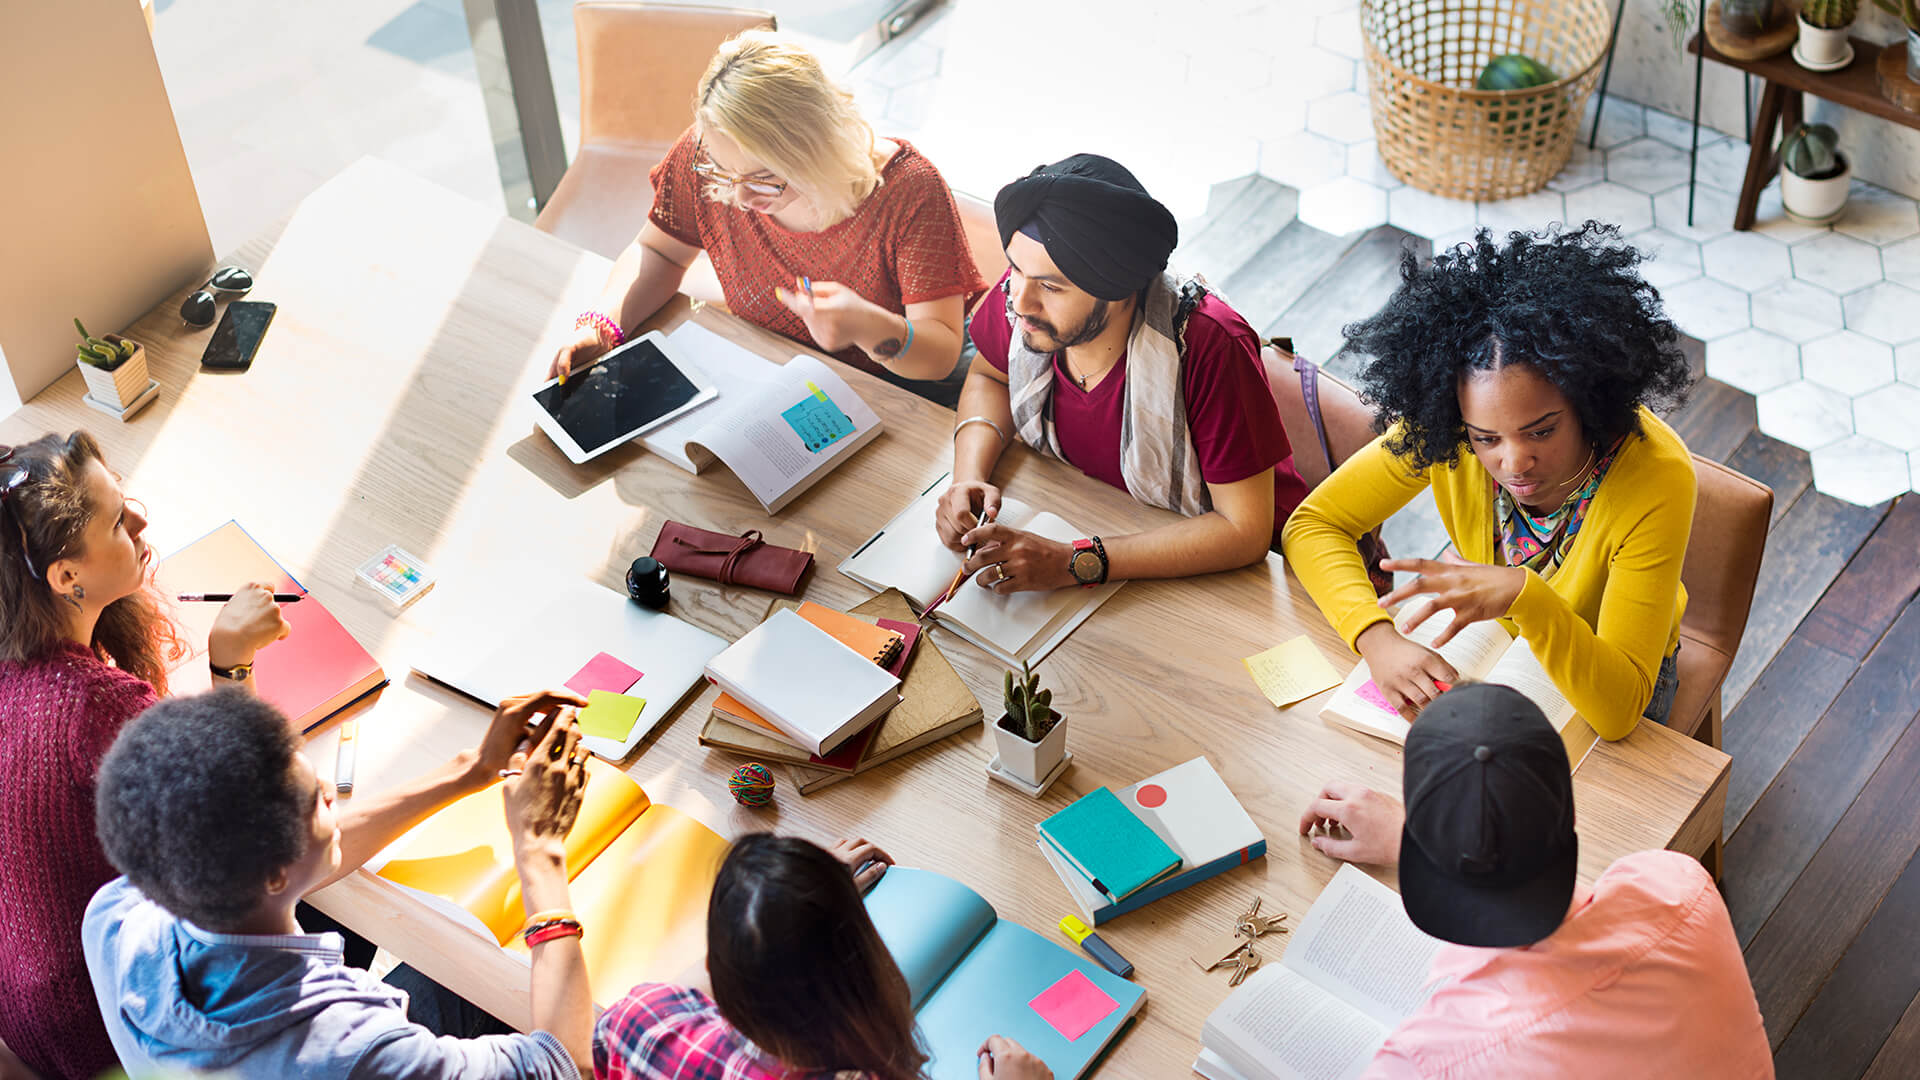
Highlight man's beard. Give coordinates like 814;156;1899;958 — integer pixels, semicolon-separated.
1018;298;1112;352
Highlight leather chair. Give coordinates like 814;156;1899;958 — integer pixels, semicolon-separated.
955;190;1009;312
1260;342;1377;490
1670;456;1772;750
533;3;775;261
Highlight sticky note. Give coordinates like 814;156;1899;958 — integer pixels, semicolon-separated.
781;391;856;453
565;652;642;696
805;379;828;402
1356;679;1398;714
578;690;646;741
1242;636;1342;708
1029;969;1119;1042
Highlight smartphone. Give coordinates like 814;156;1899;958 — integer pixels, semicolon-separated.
200;301;277;371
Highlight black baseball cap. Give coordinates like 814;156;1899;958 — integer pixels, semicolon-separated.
1398;683;1578;948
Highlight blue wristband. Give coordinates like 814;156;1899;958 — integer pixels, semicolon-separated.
900;316;914;356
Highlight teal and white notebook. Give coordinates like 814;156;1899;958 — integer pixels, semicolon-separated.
865;868;1145;1080
1037;787;1182;902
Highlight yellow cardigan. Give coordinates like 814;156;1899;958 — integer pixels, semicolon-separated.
1281;407;1694;740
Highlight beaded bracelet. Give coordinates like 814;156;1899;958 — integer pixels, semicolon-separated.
525;921;584;948
522;908;576;932
574;310;625;347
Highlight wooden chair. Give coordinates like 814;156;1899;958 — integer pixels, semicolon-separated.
954;190;1008;313
1670;455;1772;750
533;2;775;261
1259;340;1377;491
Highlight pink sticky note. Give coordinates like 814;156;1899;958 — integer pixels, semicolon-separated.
565;652;642;696
1029;970;1119;1042
1356;679;1397;713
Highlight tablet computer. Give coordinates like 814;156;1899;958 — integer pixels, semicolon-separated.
530;331;718;464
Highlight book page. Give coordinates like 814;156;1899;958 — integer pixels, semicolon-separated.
1203;966;1389;1080
1482;636;1577;729
640;322;784;470
1321;611;1512;742
1281;865;1443;1028
839;482;1039;606
1399;606;1512;681
862;867;1000;1010
682;356;882;512
937;511;1122;663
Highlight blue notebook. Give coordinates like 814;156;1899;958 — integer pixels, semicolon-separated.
865;868;1145;1080
1036;787;1182;902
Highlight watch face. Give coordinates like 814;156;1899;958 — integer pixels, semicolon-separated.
1071;549;1102;583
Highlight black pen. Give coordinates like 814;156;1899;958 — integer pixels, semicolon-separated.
178;592;305;603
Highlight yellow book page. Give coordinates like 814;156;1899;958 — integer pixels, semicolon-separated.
508;805;731;1004
377;757;650;943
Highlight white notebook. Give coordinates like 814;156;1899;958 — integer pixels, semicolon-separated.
838;478;1123;667
703;608;901;756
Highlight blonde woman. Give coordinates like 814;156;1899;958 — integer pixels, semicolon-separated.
549;31;985;391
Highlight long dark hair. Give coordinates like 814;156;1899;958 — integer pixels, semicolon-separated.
707;834;927;1079
0;431;183;690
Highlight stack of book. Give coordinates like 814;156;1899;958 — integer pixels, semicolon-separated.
1036;757;1267;925
699;591;982;794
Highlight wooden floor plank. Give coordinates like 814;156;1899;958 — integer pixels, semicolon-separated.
1772;845;1920;1073
1175;174;1299;291
1724;430;1813;528
1862;990;1920;1080
1667;377;1755;462
1726;600;1920;945
1723;492;1889;708
1722;634;1856;836
1798;496;1920;661
1272;225;1427;380
1219;219;1359;340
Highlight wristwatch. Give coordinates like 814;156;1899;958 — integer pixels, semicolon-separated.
209;660;254;684
1068;536;1108;587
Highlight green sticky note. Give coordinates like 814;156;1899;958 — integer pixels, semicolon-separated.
806;380;829;402
579;690;646;741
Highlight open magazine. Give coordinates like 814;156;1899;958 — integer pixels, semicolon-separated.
1194;864;1443;1080
640;321;883;513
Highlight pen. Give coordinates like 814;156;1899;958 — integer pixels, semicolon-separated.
178;592;304;603
801;275;814;299
335;718;357;794
924;508;987;620
1059;914;1134;977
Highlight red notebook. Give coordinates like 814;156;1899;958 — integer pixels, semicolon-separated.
157;522;387;732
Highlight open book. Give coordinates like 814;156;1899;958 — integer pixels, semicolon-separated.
865;868;1144;1080
366;756;728;1004
839;477;1123;667
1195;864;1442;1080
1320;607;1599;767
640;321;883;513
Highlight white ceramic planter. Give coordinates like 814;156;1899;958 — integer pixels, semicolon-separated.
1780;152;1851;225
77;337;149;408
992;709;1066;787
1795;19;1851;69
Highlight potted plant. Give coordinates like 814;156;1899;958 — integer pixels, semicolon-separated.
1873;0;1920;80
1722;0;1779;36
73;318;151;412
1778;123;1852;224
992;661;1066;792
1796;0;1857;69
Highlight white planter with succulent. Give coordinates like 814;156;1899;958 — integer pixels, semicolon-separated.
990;661;1068;794
1795;0;1857;70
1872;0;1920;81
1779;123;1852;225
74;318;154;416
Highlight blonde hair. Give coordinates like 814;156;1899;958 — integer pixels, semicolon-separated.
694;31;880;227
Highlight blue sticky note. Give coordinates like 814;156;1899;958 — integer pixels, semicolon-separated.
781;390;856;453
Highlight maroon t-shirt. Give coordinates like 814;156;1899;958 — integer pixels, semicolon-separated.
971;272;1307;545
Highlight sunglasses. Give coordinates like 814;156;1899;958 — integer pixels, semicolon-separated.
0;446;37;578
692;137;788;197
179;266;255;328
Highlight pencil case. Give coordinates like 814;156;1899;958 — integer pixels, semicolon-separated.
650;522;813;595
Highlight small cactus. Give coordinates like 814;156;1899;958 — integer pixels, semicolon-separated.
1001;661;1056;743
73;318;135;370
1801;0;1858;28
1780;123;1844;179
1872;0;1920;31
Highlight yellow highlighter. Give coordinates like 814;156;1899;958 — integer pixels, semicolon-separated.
1059;915;1133;978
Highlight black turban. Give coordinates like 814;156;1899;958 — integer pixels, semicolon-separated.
993;154;1179;301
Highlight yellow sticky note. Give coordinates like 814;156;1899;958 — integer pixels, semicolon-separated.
806;380;829;402
1243;636;1342;709
579;690;647;741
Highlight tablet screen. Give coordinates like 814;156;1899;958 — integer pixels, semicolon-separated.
532;339;703;452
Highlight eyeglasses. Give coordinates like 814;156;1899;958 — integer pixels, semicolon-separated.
179;266;255;328
691;138;788;197
0;446;37;579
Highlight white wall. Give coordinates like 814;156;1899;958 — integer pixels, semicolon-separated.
0;0;212;405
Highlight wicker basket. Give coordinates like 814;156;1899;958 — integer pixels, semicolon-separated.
1360;0;1614;202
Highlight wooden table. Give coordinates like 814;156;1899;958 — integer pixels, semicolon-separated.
1;158;1731;1076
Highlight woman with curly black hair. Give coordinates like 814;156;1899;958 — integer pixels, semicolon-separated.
1282;223;1695;740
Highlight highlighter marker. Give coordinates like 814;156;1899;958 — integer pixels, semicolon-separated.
1059;915;1133;978
335;718;358;794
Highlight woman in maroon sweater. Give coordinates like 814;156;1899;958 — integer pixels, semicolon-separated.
0;432;289;1079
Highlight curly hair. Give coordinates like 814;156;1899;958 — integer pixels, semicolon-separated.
96;689;311;929
1343;222;1692;471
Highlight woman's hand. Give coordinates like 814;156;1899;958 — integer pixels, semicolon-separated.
962;522;1074;594
1377;558;1526;647
936;482;1003;551
548;326;611;382
503;710;589;862
774;279;887;354
473;688;589;781
208;583;291;670
978;1036;1052;1080
1297;781;1405;867
1354;622;1459;720
828;836;894;891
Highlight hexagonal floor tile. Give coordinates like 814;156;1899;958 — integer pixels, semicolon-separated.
1477;189;1566;235
1315;9;1364;59
1810;435;1915;505
1879;233;1920;291
1791;231;1884;295
1187;46;1274;97
1844;281;1920;345
1607;137;1693;195
1653;183;1741;244
1259;131;1348;191
1900;342;1920;387
1308;91;1375;145
1691;138;1751;194
1567;181;1655;234
1548;145;1606;193
1660;277;1751;340
1631;227;1702;289
1835;182;1920;246
1912;449;1920;493
1705;328;1801;394
1703;232;1793;291
1245;97;1311;144
1853;382;1920;451
1756;379;1856;451
1583;95;1645;150
1298;177;1390;235
1750;278;1846;343
1287;46;1357;98
1347;141;1403;189
1802;330;1895;395
1752;186;1829;244
1644;108;1702;150
1388;186;1477;239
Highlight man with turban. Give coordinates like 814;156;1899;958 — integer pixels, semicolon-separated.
935;154;1307;593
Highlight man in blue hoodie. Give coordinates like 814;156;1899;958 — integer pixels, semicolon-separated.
82;687;597;1079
